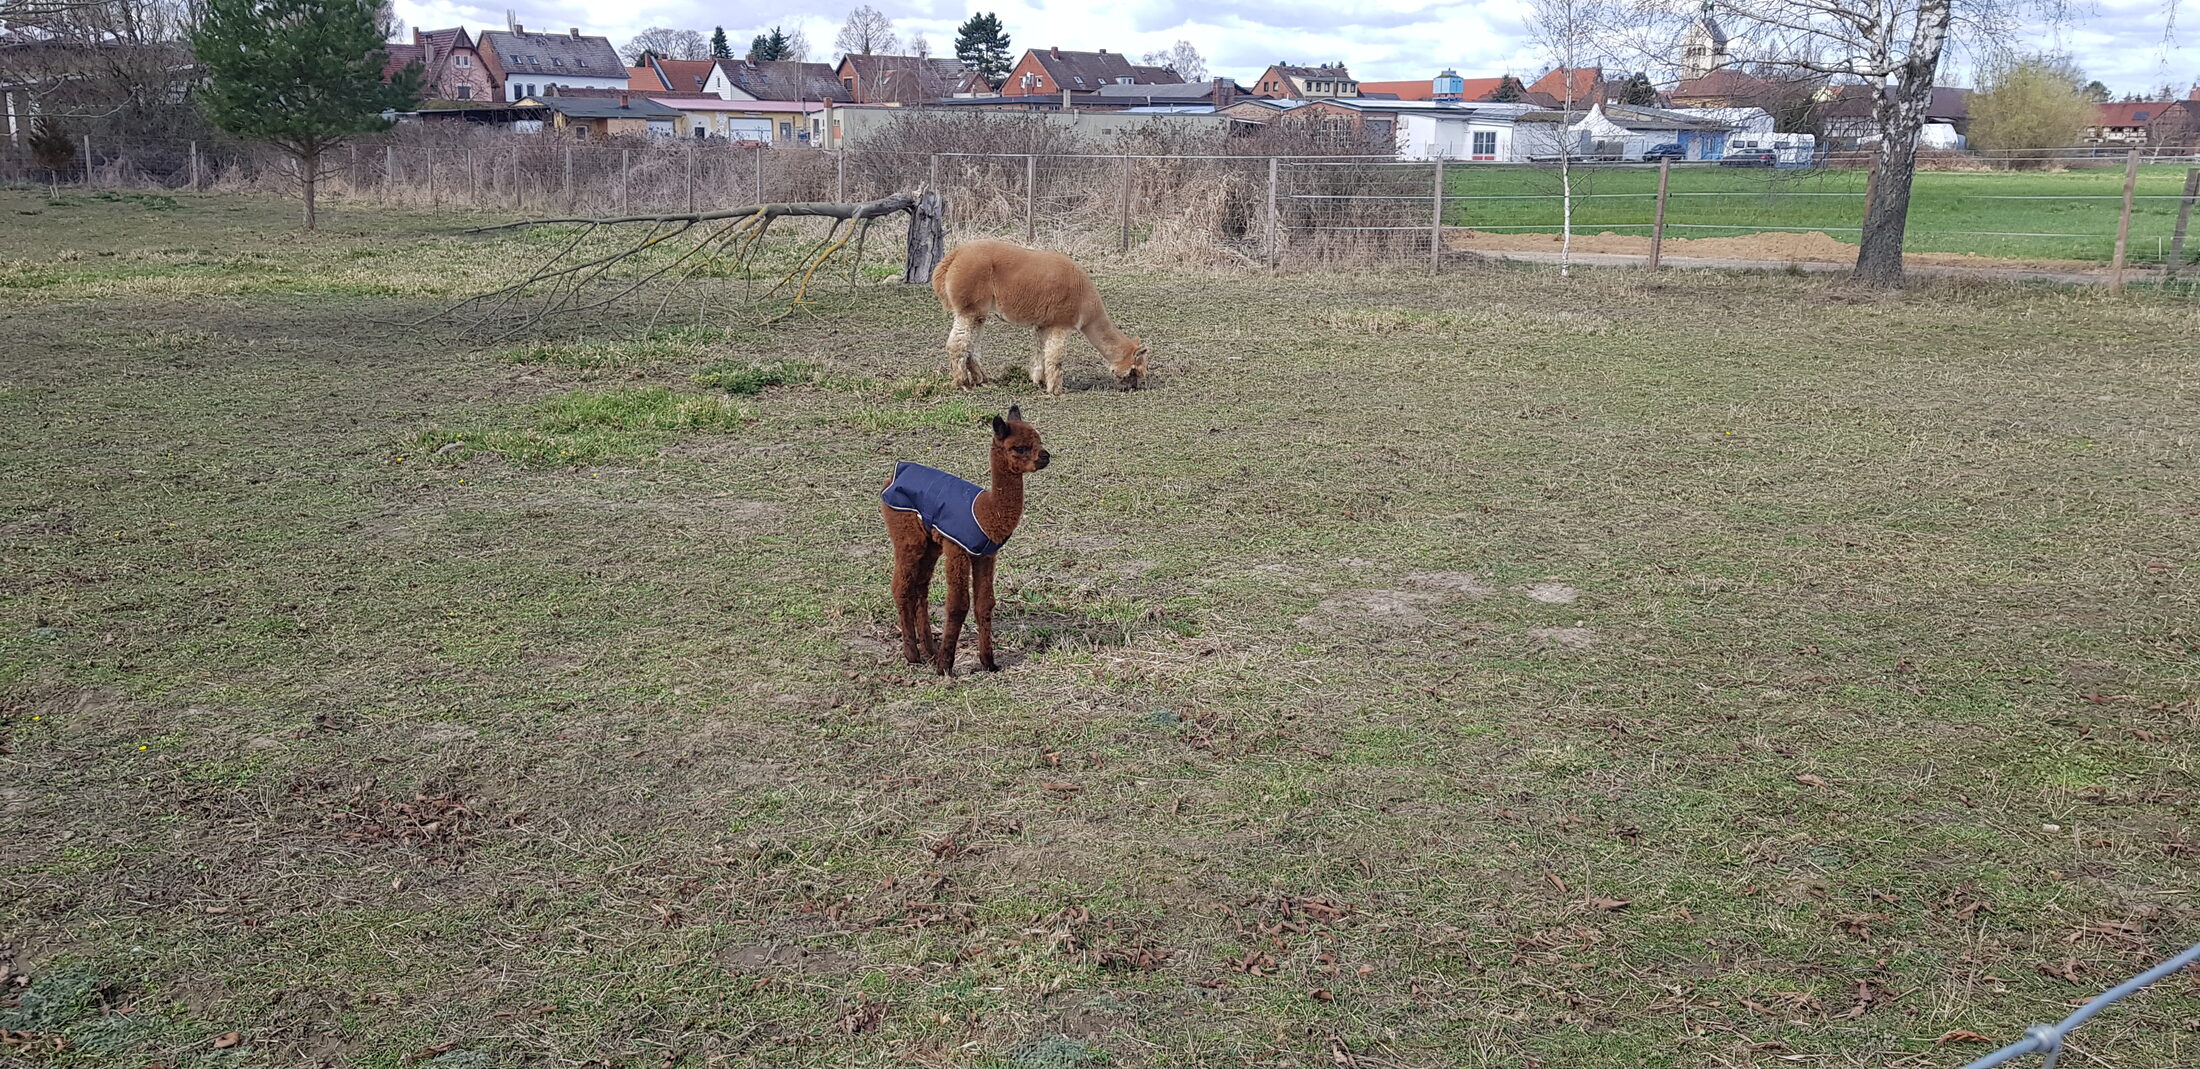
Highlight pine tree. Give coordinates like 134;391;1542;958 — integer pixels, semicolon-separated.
711;26;733;60
1617;72;1661;106
953;12;1012;86
749;27;791;62
190;0;419;229
28;113;76;177
1488;75;1526;102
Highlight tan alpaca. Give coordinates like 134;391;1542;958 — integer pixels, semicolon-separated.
932;240;1148;395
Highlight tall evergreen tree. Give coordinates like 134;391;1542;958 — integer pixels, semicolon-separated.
1617;71;1661;106
953;12;1012;85
711;26;733;60
749;27;792;62
191;0;419;229
1488;75;1527;102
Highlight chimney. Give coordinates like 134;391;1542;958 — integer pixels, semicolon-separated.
1062;87;1072;110
512;22;523;34
1050;46;1060;59
569;27;580;38
619;92;630;108
1097;48;1106;54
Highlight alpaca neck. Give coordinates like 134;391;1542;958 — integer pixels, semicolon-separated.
1080;310;1134;362
976;458;1025;541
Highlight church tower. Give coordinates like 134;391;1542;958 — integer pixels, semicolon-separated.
1680;2;1730;82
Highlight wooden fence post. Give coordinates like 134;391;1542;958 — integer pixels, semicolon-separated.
2166;167;2199;280
349;143;357;193
563;145;573;211
1649;159;1671;270
189;141;200;192
425;143;435;209
755;144;765;204
1266;156;1280;270
836;148;847;202
620;148;631;214
686;148;696;214
2110;148;2140;293
383;144;395;203
467;150;477;207
1429;157;1445;274
1120;153;1132;253
1024;153;1037;243
927;153;939;193
511;147;521;210
82;134;92;185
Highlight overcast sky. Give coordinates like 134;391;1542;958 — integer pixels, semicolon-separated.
394;0;2192;96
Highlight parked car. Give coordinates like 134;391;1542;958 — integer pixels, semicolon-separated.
1642;143;1685;162
1720;148;1778;167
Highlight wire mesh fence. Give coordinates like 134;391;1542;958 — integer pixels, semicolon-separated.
5;128;2197;281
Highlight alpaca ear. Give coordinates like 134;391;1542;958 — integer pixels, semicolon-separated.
1005;405;1023;423
992;414;1012;439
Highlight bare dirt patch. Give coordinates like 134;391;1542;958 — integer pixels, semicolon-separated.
1299;589;1438;629
1528;626;1598;650
1405;571;1497;597
1517;582;1581;604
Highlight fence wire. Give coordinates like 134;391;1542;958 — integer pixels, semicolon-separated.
4;129;2197;280
1959;942;2200;1069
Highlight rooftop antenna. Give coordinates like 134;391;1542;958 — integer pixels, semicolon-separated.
506;9;516;31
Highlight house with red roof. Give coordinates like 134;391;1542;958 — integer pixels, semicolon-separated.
1001;47;1183;96
2089;93;2198;146
380;27;495;102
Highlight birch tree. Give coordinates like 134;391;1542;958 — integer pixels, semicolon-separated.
1603;0;2062;284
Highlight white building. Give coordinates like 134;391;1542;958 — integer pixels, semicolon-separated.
478;27;628;102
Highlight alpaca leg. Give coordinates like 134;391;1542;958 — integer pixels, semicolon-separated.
1028;330;1046;386
1042;328;1070;396
911;538;943;664
936;549;971;676
947;316;989;389
972;554;1000;672
884;506;927;664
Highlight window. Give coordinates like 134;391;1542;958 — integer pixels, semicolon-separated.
454;55;470;67
694;125;705;138
779;121;792;138
1472;130;1496;157
843;77;854;93
456;84;471;99
575;58;588;68
552;58;564;67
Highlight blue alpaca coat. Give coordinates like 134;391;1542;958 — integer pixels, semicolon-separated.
881;461;1006;556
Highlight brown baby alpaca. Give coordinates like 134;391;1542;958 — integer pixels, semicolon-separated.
932;239;1148;394
881;407;1050;676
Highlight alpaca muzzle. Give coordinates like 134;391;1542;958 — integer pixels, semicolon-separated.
1035;450;1051;470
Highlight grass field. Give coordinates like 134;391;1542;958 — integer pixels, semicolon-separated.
1439;164;2200;264
3;189;2199;1069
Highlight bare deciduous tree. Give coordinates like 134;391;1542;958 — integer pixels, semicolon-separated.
835;5;900;56
1603;0;2063;284
621;26;709;64
1141;40;1207;82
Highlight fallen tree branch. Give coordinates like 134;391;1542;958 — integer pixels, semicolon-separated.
437;192;946;340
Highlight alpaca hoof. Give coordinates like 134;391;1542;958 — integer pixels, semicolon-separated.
978;658;999;673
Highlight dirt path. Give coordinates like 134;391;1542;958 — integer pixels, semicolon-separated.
1447;228;2156;284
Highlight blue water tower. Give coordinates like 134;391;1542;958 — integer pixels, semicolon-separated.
1433;68;1464;102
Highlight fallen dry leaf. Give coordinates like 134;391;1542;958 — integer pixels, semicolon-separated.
1309;988;1334;1002
1794;773;1832;789
1935;1030;1994;1046
211;1032;242;1049
1040;782;1080;793
1583;896;1632;912
2039;959;2086;983
1545;872;1569;894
